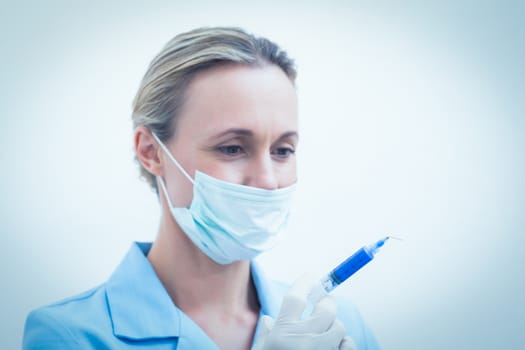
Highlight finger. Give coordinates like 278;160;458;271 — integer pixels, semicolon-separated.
303;296;337;332
309;318;346;348
339;335;357;350
258;315;274;337
252;315;275;350
278;273;319;322
307;281;328;305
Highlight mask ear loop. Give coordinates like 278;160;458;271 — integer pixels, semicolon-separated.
151;132;196;210
156;175;176;210
151;132;195;185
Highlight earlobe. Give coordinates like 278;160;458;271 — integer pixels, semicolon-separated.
134;126;163;177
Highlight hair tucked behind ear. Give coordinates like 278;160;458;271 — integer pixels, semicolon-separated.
131;27;297;193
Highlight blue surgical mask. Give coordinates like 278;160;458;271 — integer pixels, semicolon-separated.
152;133;296;265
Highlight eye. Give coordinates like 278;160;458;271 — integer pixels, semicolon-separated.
216;145;245;156
272;147;296;159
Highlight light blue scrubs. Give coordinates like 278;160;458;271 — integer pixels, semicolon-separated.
23;242;380;349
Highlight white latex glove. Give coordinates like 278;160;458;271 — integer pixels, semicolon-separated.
252;275;357;350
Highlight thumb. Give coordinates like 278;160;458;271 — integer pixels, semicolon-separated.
339;335;357;350
258;315;275;338
252;315;275;350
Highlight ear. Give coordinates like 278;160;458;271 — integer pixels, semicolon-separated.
134;126;164;177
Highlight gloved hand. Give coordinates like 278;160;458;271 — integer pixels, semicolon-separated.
252;275;357;350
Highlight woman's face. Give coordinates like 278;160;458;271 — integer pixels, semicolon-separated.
162;64;298;207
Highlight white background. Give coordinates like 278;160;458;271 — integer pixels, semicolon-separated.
1;1;524;349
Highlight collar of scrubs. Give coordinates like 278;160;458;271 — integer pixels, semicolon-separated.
105;242;281;341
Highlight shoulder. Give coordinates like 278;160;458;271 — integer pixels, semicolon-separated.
23;285;110;349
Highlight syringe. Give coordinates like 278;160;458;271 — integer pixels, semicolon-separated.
308;236;393;304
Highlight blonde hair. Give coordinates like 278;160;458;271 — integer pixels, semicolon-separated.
132;27;297;192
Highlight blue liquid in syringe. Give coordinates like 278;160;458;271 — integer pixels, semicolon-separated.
320;236;391;293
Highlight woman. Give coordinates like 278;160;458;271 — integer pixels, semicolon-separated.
23;27;379;349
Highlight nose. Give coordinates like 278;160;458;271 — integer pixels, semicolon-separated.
244;154;279;190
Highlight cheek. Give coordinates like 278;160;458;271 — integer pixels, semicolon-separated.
164;158;195;207
166;176;194;207
279;161;297;187
194;157;297;187
198;162;246;184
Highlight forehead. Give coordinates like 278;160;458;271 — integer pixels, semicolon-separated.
174;64;298;139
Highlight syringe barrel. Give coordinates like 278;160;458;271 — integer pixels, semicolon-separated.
330;246;374;286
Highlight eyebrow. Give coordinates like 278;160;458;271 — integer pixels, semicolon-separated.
211;128;254;139
211;128;299;141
